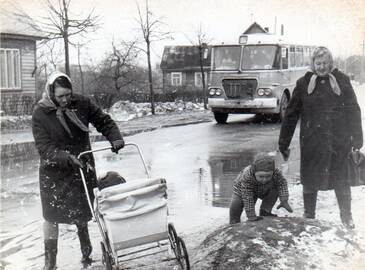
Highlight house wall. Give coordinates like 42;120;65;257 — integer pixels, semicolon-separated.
162;69;210;92
1;37;37;115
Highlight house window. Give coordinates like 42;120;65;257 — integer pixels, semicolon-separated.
0;49;21;89
195;72;207;87
171;72;182;86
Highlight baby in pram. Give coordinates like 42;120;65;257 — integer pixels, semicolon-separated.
97;171;126;190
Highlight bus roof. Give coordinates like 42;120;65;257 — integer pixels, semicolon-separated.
239;33;285;45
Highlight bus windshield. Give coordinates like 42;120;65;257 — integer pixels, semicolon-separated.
241;45;279;70
212;46;241;71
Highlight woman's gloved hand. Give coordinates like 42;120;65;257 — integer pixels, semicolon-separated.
349;149;365;166
279;147;290;161
277;200;293;213
68;154;84;170
111;139;125;153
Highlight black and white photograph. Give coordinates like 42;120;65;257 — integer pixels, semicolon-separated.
1;0;365;269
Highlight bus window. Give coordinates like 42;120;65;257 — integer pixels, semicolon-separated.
241;45;279;70
303;46;311;66
295;46;304;67
281;47;288;69
289;46;295;68
212;46;241;70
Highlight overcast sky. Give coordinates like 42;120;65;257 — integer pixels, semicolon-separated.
9;0;365;66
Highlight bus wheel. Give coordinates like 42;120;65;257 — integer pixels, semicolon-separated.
214;112;228;124
278;93;289;122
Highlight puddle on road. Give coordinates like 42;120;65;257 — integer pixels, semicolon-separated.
200;147;301;208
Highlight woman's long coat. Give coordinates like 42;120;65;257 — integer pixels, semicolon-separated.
32;94;122;224
279;69;363;190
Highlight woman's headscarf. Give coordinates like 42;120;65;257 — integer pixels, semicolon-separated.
307;46;341;95
38;71;89;138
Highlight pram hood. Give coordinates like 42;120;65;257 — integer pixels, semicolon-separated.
94;177;167;220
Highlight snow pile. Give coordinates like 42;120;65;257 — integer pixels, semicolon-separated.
0;115;32;131
193;217;365;270
108;100;204;122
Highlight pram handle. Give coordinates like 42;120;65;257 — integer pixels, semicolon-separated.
77;142;151;178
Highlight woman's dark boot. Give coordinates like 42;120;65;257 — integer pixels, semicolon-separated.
44;239;57;270
336;194;355;229
303;193;317;219
77;224;93;267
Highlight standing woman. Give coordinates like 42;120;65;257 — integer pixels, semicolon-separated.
278;47;363;228
32;72;125;269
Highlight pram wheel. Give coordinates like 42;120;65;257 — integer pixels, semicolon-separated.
176;237;190;270
168;223;178;247
101;241;113;270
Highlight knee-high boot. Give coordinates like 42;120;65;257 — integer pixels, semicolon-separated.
44;239;57;270
77;224;93;267
336;194;355;229
303;192;317;219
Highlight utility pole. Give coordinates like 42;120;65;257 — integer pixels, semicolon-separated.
361;40;365;80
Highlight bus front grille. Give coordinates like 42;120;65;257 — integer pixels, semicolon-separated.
222;79;257;99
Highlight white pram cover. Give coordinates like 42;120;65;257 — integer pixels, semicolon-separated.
94;177;168;251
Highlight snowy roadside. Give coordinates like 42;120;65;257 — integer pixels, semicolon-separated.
0;102;213;146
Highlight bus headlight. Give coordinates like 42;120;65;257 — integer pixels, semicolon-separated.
257;88;272;96
209;88;223;96
215;89;223;96
257;88;265;96
209;89;216;96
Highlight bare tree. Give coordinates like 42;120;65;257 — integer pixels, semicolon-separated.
136;0;171;114
33;0;100;76
104;40;140;93
90;40;141;109
187;24;211;109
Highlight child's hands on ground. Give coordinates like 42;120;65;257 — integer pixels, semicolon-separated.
277;201;293;213
247;216;264;222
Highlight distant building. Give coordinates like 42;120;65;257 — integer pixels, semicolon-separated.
160;45;211;92
242;22;268;35
0;2;46;115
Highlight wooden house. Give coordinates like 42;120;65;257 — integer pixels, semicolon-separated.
160;45;211;92
0;3;46;115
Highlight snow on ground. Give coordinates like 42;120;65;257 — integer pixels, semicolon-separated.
0;101;205;131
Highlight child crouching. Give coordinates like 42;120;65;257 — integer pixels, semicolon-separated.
229;152;293;224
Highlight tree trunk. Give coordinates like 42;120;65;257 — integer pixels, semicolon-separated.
63;0;70;76
77;45;84;95
199;47;207;109
146;40;155;114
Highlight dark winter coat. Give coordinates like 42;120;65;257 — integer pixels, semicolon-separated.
32;94;122;224
279;69;363;190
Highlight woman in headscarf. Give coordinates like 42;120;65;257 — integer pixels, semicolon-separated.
32;72;125;269
278;47;363;228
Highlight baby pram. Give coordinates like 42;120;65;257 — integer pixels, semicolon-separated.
78;142;190;269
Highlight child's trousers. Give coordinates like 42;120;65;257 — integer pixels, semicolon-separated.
229;187;278;224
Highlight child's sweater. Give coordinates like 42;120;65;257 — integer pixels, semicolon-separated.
233;165;289;218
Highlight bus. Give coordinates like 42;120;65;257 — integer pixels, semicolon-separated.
208;33;315;123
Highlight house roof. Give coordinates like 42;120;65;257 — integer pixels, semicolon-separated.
242;22;267;35
0;1;46;40
160;45;211;70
